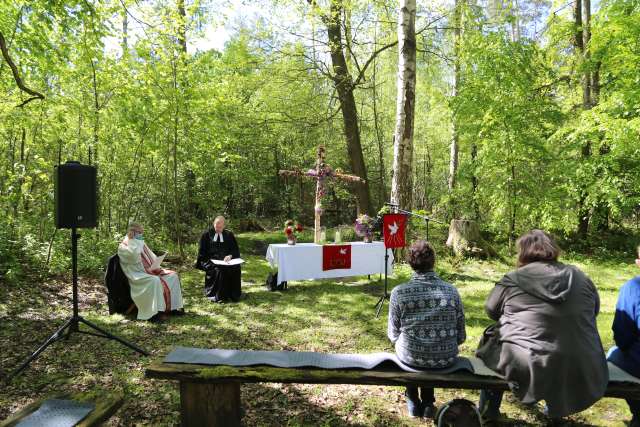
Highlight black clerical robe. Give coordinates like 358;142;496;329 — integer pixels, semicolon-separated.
196;229;242;301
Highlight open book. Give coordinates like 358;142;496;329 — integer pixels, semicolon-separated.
150;253;166;271
211;258;245;266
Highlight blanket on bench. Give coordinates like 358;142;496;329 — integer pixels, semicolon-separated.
164;346;640;385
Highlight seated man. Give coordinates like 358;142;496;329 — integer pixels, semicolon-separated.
196;215;242;302
118;222;184;321
388;240;466;419
607;245;640;427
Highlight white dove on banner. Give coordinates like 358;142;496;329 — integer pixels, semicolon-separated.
388;222;399;235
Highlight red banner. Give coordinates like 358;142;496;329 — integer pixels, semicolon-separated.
383;214;407;248
322;244;352;271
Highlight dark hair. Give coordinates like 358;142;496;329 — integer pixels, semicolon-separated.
407;240;436;273
516;229;560;267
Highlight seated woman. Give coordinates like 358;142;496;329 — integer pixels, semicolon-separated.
118;222;184;321
606;245;640;427
388;240;466;419
477;230;607;421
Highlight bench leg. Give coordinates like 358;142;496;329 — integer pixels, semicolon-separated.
179;381;241;427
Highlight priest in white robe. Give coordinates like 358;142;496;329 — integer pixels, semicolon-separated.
118;222;184;321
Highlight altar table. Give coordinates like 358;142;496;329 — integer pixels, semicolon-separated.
265;242;394;285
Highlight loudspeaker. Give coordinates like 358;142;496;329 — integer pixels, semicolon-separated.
55;161;98;229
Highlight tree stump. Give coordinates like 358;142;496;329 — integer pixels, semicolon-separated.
446;219;497;258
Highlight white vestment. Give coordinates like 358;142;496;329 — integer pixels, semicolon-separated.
118;236;183;320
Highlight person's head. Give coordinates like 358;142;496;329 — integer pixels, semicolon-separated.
127;222;144;240
516;229;560;267
213;216;225;233
407;240;436;273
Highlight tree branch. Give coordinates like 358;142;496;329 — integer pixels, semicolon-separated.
353;14;447;86
0;31;45;107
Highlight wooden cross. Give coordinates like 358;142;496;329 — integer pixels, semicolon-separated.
279;146;365;243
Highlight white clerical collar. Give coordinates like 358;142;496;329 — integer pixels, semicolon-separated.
213;232;224;243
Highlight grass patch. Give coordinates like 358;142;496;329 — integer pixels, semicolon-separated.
0;232;636;425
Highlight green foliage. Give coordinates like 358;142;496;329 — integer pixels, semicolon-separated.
0;0;639;277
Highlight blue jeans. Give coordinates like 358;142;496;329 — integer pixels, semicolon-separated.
478;389;503;419
406;386;435;406
608;346;640;421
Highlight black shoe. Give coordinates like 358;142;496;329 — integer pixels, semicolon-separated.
171;309;186;316
423;404;437;419
148;313;169;323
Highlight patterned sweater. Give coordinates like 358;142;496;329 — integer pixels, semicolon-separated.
388;271;466;368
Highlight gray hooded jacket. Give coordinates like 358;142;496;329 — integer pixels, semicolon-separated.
476;261;608;418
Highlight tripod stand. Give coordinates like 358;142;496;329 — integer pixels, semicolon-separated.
374;248;391;318
7;227;149;382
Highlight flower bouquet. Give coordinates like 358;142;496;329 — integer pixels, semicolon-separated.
354;214;375;243
284;220;303;245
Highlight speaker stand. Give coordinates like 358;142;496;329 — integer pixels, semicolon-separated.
7;228;149;382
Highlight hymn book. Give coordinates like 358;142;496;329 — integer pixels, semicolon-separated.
150;253;166;271
211;258;245;266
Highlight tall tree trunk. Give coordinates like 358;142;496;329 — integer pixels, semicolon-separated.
471;142;480;220
172;59;184;258
177;0;187;54
324;1;372;214
371;23;387;203
508;164;517;254
448;0;462;217
575;0;592;238
122;5;128;56
90;59;99;166
391;0;417;211
582;0;592;109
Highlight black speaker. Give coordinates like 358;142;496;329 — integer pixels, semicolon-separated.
55;161;98;229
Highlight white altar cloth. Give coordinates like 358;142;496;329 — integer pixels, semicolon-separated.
265;242;393;285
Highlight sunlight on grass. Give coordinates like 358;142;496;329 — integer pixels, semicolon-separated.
2;233;638;425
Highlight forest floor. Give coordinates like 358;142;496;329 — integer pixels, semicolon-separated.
0;232;636;426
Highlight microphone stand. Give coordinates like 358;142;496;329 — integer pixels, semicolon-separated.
374;204;444;318
374;247;390;318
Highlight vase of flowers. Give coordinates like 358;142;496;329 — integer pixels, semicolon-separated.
355;214;374;243
284;220;303;245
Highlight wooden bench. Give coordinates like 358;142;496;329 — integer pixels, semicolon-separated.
0;391;124;427
146;361;640;427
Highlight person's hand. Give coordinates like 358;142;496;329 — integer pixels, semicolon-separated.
224;255;232;262
127;230;135;239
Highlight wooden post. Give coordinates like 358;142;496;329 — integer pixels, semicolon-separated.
179;382;241;427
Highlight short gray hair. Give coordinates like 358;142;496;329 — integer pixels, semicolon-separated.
213;216;225;223
128;222;143;232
